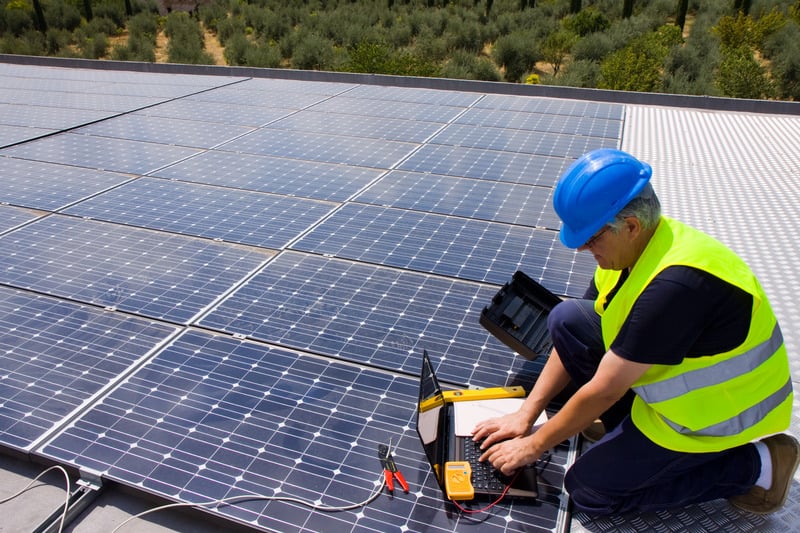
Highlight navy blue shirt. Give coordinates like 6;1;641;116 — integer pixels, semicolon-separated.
585;266;753;365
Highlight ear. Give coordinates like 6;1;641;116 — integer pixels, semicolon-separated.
624;216;642;240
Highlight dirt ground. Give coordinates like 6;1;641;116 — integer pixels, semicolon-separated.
109;27;225;65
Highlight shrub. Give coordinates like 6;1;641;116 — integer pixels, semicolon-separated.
216;15;245;46
127;12;158;39
44;27;72;54
572;31;613;61
546;58;600;88
44;0;81;31
245;41;282;68
715;45;776;99
441;50;502;81
3;5;35;36
492;30;540;82
93;2;126;28
563;8;610;36
223;32;249;65
599;24;682;92
290;31;335;70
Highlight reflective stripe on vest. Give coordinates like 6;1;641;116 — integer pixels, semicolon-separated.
656;378;793;437
633;323;784;404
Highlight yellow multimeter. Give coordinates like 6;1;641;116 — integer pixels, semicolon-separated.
444;461;474;500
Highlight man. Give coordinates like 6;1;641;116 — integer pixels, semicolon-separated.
472;148;798;515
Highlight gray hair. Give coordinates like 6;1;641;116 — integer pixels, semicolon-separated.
609;183;661;232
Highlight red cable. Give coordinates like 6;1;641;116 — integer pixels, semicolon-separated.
449;471;520;514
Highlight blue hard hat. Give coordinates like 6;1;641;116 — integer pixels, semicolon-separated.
553;149;652;249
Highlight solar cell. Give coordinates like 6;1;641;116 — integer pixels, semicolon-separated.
290;204;594;297
0;286;178;451
64;178;336;249
1;157;131;211
199;251;541;387
150;150;383;202
0;216;274;323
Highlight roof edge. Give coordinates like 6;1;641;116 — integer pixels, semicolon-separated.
2;54;798;116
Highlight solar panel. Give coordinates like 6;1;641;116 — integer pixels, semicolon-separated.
291;204;594;297
64;177;336;249
0;204;41;234
455;107;623;139
0;216;274;323
1;156;131;211
199;251;542;388
343;85;482;107
0;286;178;451
355;170;560;228
38;328;566;533
269;110;445;143
133;99;295;127
0;102;113;130
0;123;53;147
75;113;255;149
150;150;383;202
2;133;202;174
398;144;573;186
430;123;615;158
308;95;470;122
219;128;417;168
475;93;626;120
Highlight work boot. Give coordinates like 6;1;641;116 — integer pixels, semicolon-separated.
580;419;606;443
729;434;800;514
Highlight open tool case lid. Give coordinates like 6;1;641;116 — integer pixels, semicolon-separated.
480;271;562;361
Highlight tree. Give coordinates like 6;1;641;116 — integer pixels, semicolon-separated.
623;0;634;19
32;0;47;32
542;29;578;76
676;0;689;32
733;0;751;15
83;0;93;21
570;0;581;15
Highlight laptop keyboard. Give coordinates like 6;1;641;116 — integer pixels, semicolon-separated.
463;439;508;491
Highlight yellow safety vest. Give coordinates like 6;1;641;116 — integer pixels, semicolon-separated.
593;217;792;452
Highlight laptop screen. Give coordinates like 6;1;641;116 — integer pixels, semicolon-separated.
416;350;447;489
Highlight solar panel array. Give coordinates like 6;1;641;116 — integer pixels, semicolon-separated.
0;61;621;532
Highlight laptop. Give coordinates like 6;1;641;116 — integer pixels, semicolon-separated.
415;349;539;501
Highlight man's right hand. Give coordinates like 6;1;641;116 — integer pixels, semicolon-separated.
470;410;538;450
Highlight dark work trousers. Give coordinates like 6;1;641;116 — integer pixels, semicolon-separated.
547;299;761;515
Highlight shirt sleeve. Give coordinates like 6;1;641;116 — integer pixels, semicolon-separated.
610;266;752;365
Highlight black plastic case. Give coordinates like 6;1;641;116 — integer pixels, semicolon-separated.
480;271;562;360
